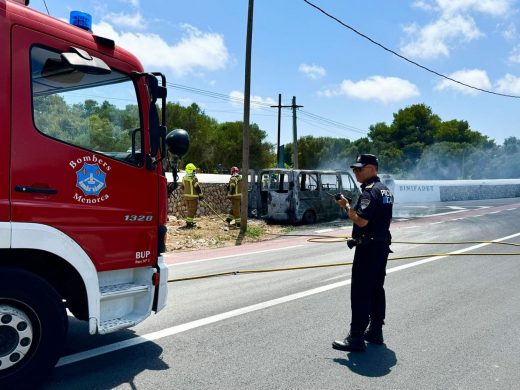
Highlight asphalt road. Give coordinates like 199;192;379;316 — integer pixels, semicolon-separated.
43;198;520;390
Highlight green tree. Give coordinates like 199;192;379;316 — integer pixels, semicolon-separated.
284;136;356;170
209;121;275;172
164;102;217;171
434;119;492;146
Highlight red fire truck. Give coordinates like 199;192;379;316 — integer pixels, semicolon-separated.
0;0;188;387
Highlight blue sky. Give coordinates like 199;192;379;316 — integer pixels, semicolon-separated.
32;0;520;146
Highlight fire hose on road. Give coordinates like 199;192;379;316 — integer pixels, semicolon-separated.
167;236;520;282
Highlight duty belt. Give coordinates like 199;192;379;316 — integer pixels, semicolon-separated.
348;233;392;249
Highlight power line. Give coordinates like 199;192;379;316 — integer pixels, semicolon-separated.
42;0;50;15
168;82;366;136
298;116;358;138
299;110;368;135
302;0;520;99
168;83;274;108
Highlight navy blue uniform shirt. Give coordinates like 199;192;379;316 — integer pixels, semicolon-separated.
352;176;393;240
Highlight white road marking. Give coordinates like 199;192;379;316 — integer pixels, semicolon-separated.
322;273;351;282
167;245;305;267
56;231;520;368
315;228;334;233
447;206;466;210
419;209;468;218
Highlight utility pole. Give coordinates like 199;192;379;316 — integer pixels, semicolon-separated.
291;96;303;169
240;0;254;233
270;95;302;168
270;94;282;167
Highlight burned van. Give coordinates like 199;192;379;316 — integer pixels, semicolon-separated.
251;169;360;224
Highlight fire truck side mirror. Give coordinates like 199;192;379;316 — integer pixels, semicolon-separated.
166;129;189;157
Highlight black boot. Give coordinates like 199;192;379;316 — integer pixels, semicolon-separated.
332;331;366;352
364;322;384;344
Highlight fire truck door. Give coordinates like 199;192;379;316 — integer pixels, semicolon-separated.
10;26;159;271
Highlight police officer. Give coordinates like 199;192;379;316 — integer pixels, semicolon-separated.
332;154;393;352
226;166;242;227
182;163;203;228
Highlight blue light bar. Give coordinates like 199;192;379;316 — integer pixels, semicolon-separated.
70;11;92;32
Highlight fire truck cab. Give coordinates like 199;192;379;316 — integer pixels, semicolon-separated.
0;1;186;386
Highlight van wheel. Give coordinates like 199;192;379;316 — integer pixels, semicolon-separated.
0;268;68;389
302;210;316;225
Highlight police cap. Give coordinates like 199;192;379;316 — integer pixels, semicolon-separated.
350;154;379;168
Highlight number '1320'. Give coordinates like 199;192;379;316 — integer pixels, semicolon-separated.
124;215;153;222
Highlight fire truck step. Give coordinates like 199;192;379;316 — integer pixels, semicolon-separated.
98;318;138;334
100;283;150;300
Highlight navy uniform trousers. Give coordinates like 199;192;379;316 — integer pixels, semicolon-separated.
350;242;390;334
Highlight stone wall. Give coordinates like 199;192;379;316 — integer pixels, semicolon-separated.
168;183;230;219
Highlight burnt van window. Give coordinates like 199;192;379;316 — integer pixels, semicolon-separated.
274;173;288;192
321;174;339;191
30;46;142;166
299;173;318;191
341;174;357;191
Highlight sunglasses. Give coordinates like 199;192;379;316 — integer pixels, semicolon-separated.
352;166;366;173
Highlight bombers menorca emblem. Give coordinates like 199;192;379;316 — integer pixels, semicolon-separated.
76;163;107;196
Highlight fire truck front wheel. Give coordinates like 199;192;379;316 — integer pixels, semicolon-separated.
0;267;68;389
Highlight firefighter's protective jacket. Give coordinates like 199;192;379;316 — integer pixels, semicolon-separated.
228;174;242;199
182;173;202;198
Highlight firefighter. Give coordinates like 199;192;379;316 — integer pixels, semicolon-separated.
226;166;242;226
182;163;203;228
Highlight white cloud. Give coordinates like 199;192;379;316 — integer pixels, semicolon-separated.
434;69;491;95
229;90;276;109
120;0;139;7
412;1;435;11
402;0;514;60
298;64;326;79
401;15;482;59
410;0;513;16
319;76;420;104
436;0;513;17
495;74;520;94
93;22;229;76
500;22;517;41
103;12;146;29
508;44;520;63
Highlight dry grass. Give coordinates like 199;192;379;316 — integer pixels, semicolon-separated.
166;216;288;252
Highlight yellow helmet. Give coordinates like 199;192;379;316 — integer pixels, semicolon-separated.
185;163;196;174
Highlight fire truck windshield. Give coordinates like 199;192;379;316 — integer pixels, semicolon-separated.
30;45;143;166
